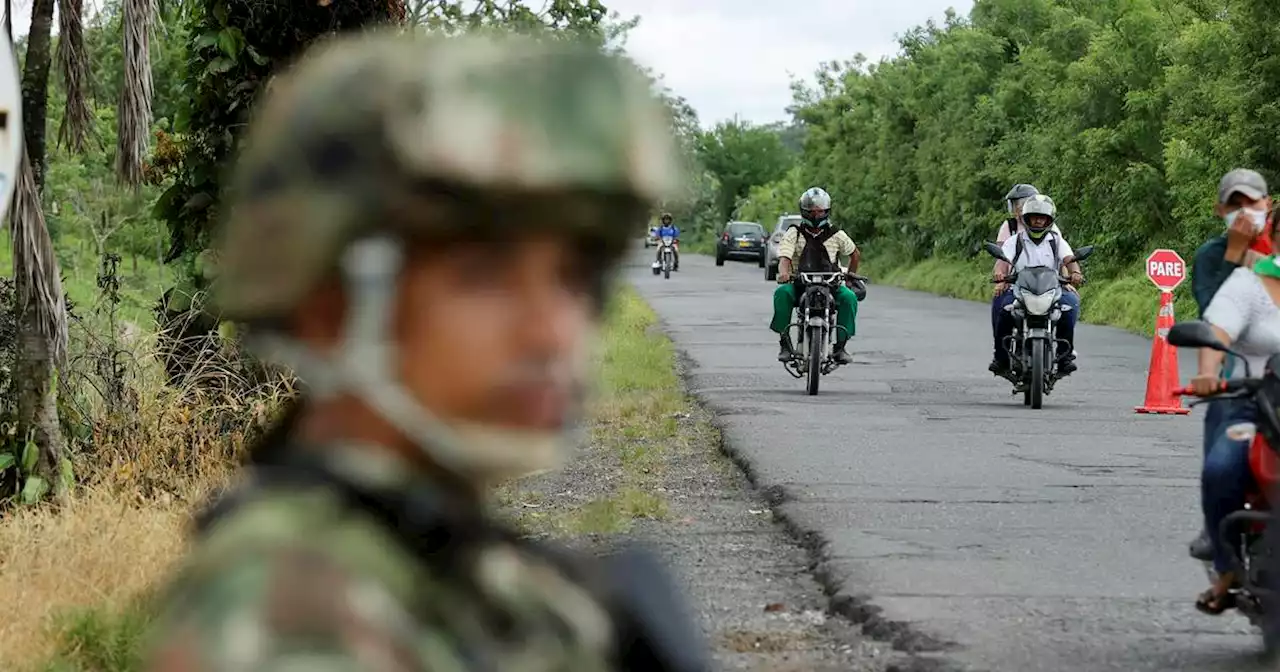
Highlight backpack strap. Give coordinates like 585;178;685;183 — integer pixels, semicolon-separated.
195;450;709;672
1010;234;1025;268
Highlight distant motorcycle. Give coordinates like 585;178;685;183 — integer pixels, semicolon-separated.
983;242;1093;409
1168;320;1280;655
652;235;676;279
782;268;868;396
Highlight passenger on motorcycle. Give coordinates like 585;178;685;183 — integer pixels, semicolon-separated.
654;212;680;271
1189;174;1280;615
771;187;860;364
1188;168;1275;563
989;194;1084;376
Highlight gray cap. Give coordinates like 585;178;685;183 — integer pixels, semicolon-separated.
1219;168;1269;203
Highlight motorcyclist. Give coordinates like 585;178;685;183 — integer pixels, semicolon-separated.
770;187;860;364
992;183;1062;289
990;194;1084;376
654;212;680;271
1187;168;1274;562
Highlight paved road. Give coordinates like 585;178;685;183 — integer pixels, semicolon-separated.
628;251;1268;672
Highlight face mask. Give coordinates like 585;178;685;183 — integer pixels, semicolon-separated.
1225;207;1268;233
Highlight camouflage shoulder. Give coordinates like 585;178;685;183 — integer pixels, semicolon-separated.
143;488;439;670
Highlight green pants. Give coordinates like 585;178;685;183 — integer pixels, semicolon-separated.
770;283;858;342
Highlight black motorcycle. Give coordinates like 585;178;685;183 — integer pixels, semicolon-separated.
983;242;1093;409
782;269;868;396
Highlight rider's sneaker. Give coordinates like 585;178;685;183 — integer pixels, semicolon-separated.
1189;529;1213;562
988;358;1009;375
832;344;853;365
777;336;795;362
1057;355;1078;376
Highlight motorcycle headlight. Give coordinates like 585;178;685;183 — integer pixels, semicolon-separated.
1021;291;1057;315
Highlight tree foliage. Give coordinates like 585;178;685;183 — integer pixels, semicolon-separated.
755;0;1275;276
695;120;793;225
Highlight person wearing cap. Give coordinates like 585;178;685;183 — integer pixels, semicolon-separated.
140;29;709;671
1187;169;1280;614
1187;168;1275;563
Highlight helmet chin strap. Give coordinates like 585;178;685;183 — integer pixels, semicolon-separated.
248;235;566;484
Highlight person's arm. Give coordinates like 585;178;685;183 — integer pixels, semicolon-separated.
777;229;798;280
1225;216;1264;267
838;232;859;271
1058;238;1083;285
1196;272;1253;393
144;548;424;672
993;221;1012;277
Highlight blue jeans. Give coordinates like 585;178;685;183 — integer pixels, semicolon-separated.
991;289;1080;363
1202;398;1256;573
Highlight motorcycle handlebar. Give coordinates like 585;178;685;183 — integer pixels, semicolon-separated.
1174;379;1261;397
991;273;1083;285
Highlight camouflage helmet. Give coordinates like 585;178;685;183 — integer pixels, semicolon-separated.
215;29;681;322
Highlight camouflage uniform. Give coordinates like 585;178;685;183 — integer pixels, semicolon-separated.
144;30;706;672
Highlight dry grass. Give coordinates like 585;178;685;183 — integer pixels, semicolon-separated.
0;323;293;671
0;488;187;667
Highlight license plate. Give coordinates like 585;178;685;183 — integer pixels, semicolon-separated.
737;241;750;247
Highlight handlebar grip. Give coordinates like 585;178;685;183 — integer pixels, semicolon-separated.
1175;379;1253;396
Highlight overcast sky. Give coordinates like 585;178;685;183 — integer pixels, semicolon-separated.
3;0;974;127
606;0;974;127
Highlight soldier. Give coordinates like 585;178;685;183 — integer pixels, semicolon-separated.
143;29;708;672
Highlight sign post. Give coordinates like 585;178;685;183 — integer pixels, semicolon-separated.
1135;249;1190;414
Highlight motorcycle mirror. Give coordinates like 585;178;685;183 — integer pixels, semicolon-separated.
0;39;21;223
1072;245;1094;262
1167;320;1227;351
984;241;1009;262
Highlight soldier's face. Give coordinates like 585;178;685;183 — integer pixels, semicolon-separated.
393;235;594;433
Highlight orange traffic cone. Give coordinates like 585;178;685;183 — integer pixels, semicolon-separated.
1134;290;1190;414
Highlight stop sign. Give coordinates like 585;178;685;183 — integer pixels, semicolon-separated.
1145;249;1186;291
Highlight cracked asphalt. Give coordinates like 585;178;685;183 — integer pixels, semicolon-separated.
628;250;1272;672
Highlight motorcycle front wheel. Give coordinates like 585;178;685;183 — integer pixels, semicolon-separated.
1029;339;1045;409
806;325;824;396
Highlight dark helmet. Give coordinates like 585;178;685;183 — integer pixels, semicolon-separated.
660;212;673;223
1005;183;1040;214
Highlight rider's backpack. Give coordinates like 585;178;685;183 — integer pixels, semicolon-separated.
796;226;839;274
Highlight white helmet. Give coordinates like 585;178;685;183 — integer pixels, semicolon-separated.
1020;194;1055;239
798;187;832;228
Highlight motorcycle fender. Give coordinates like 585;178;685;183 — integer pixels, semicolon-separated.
1026;328;1048;339
807;317;826;328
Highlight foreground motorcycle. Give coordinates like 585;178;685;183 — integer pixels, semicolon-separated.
983;242;1094;409
782;268;868;396
652;235;676;279
1168;320;1280;655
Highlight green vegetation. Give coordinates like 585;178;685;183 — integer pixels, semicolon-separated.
670;0;1275;335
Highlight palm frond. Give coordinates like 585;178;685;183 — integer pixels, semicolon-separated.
56;0;95;153
115;0;154;186
10;151;67;365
